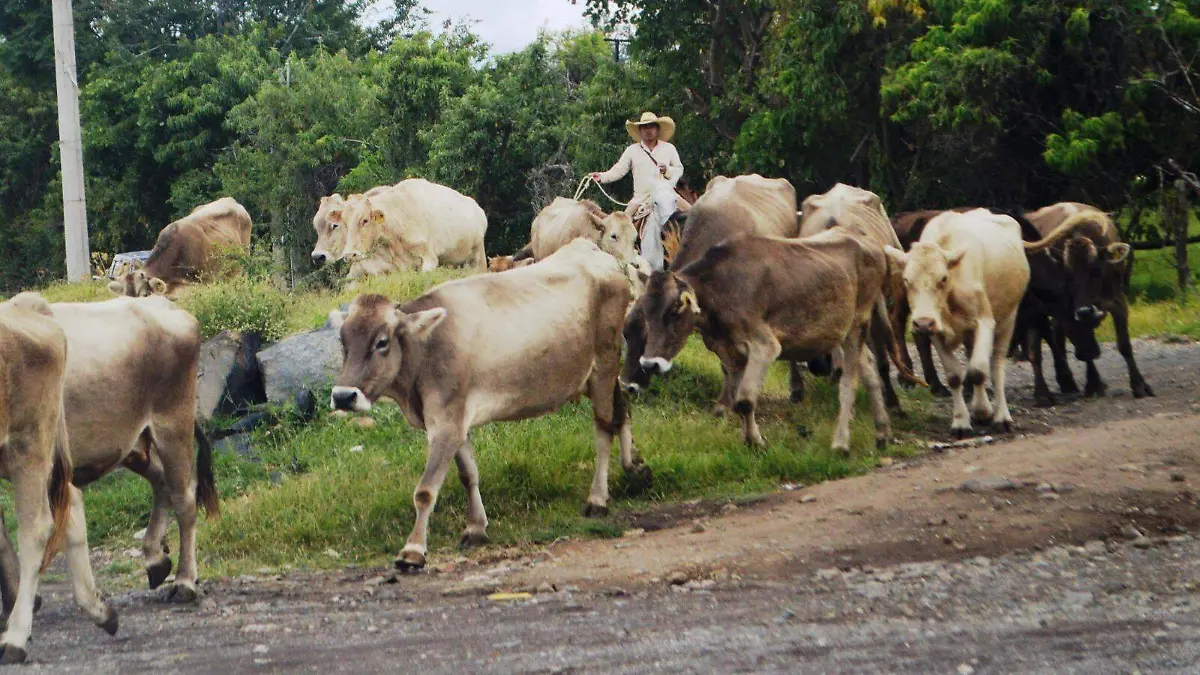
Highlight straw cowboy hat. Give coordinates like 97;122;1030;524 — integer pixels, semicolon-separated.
626;112;676;142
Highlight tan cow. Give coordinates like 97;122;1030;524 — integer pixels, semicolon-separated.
328;239;648;571
334;178;488;278
109;197;252;297
629;229;896;454
885;210;1031;437
45;296;219;602
520;198;638;264
0;294;116;663
310;185;394;267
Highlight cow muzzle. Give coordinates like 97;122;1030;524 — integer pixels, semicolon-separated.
311;250;329;267
639;356;672;375
331;386;372;412
620;379;641;394
913;317;939;335
1075;306;1106;324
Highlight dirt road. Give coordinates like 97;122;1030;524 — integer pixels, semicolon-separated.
22;339;1200;673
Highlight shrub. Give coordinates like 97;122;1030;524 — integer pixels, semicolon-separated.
179;277;293;341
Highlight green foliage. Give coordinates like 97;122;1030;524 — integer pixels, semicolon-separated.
178;276;293;341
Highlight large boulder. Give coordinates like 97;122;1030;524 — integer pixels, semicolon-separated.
196;331;265;421
256;328;341;405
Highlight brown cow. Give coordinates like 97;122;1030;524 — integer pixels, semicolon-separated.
109;197;252;297
486;255;534;272
885;210;1030;437
0;294;115;663
42;296;218;601
630;229;895;454
622;174;808;404
1021;205;1153;400
328;239;648;571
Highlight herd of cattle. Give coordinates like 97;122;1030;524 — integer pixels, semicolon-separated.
0;173;1151;661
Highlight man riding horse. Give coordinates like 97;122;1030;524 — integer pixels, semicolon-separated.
591;112;689;271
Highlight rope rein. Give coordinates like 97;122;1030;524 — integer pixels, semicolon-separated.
573;175;653;221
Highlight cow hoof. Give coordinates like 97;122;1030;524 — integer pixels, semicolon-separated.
1034;392;1056;408
834;446;851;459
0;644;26;665
394;550;426;572
146;557;173;590
582;502;609;518
993;421;1013;434
875;436;888;450
1058;380;1080;396
711;404;728;418
1084;382;1107;398
1133;382;1155;398
459;532;490;549
732;400;753;416
930;384;952;398
100;607;119;636
970;411;993;425
789;390;804;404
951;426;972;440
624;463;654;494
166;583;198;604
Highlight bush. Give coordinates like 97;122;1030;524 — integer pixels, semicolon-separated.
179;276;293;341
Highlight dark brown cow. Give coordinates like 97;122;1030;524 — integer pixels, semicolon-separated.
109;197;251;297
328;239;648;571
631;230;897;454
1020;205;1153;401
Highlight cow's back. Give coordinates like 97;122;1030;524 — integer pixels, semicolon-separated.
530;198;596;260
1027;201;1116;244
50;297;201;466
383;179;487;266
402;240;627;426
673;174;798;269
181;197;252;250
799;183;900;249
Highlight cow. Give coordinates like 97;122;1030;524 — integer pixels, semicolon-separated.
109;197;252;297
332;178;488;278
328;239;648;571
520;198;639;266
621;174;809;404
0;294;116;663
887;207;978;396
1018;204;1153;402
798;183;920;409
487;255;534;272
629;229;897;454
885;210;1031;438
310;184;395;268
40;296;219;602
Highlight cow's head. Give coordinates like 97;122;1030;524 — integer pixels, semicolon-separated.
1060;234;1129;327
886;243;965;340
312;194;346;267
620;271;701;392
328;294;446;412
108;270;167;298
338;194;387;263
592;211;638;265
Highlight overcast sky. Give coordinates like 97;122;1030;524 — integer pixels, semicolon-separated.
396;1;593;54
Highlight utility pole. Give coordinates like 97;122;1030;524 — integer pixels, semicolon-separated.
52;0;90;281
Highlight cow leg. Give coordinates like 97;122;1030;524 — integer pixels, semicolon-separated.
967;318;995;424
831;331;865;456
454;439;489;546
584;371;619;516
990;316;1017;432
397;426;463;571
1113;302;1154;398
0;507;20;621
1027;316;1055;407
152;424;200;603
124;447;174;590
713;350;743;418
870;316;902;413
1083;357;1107;398
0;442;54;663
789;361;806;404
1050;319;1079;395
934;338;972;438
916;332;950;397
858;343;893;450
1076;325;1108;397
892;297;917;382
63;486;117;632
733;334;782;447
420;254;438;273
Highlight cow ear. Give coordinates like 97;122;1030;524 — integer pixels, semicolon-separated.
371;208;386;225
107;281;125;295
1107;242;1131;264
944;247;966;268
401;308;447;340
149;278;168;295
326;208;343;225
328;309;348;331
883;245;908;267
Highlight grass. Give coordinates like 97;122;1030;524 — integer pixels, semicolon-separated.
4;252;1196;579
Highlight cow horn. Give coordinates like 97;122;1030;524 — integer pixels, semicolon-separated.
1023;210;1112;252
679;290;701;314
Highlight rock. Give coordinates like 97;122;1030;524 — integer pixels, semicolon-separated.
815;568;841;581
252;645;269;655
268;471;283;486
1124;525;1146;540
957;665;975;675
622;528;645;538
1084;540;1107;556
1035;482;1054;493
441;581;501;597
1039;493;1060;501
720;503;739;514
800;494;816;504
213;432;256;459
241;623;278;634
1171;470;1186;482
349;445;364;453
775;609;796;624
256;328;342;405
690;521;707;534
133;528;147;541
879;457;894;467
961;477;1019;493
1132;537;1154;549
196;331;266;421
294;389;317;423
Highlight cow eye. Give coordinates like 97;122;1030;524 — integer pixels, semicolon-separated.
330;223;339;231
374;337;389;351
938;275;948;287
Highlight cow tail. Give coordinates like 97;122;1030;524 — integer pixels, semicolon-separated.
876;296;925;388
42;411;73;573
511;243;534;263
194;423;220;518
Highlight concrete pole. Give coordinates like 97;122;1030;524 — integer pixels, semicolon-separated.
52;0;91;281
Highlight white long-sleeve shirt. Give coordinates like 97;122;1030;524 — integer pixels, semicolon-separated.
598;141;684;200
